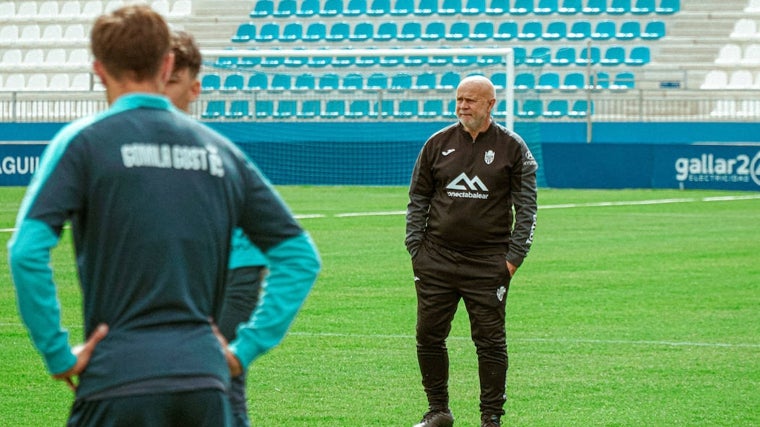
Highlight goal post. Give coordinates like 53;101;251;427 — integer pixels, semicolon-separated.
200;46;515;129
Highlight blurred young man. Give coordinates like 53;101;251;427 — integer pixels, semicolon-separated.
166;30;268;427
8;5;319;426
406;75;538;427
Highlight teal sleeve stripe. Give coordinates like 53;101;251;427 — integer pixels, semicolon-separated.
228;229;268;270
7;219;75;375
229;232;321;367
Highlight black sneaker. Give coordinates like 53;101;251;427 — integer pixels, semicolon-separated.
481;414;501;427
413;408;455;427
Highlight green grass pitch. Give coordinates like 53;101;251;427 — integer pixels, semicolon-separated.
0;186;758;426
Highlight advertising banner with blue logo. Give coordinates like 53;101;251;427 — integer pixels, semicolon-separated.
0;143;46;186
652;144;760;191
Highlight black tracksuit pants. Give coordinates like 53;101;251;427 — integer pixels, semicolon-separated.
412;239;511;418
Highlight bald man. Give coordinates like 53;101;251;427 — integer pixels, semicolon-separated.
406;75;538;427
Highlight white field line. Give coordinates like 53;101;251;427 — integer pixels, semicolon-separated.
0;322;756;349
2;194;759;232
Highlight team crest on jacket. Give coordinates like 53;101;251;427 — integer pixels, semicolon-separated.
484;150;495;165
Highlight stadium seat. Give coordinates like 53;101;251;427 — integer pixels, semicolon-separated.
294;0;317;16
415;0;438;15
727;70;754;89
201;74;221;92
443;100;457;118
588;71;610;90
327;22;350;41
368;0;391;15
611;71;636;90
232;23;256;43
510;0;533;14
260;55;285;67
0;2;14;18
463;0;486;15
412;72;437;90
535;0;559;14
551;47;576;65
272;0;298;18
429;55;453;66
543;100;569;118
346;99;370;118
632;0;655;14
344;0;368;15
26;74;48;91
440;0;462;15
600;46;626;66
715;44;741;66
70;73;90;90
518;21;542;41
422;21;446;41
591;20;615;40
390;72;413;90
254;100;274;118
293;73;316;91
391;0;413;15
607;0;631;14
247;72;268;90
655;0;679;14
616;21;641;40
577;46;601;65
221;74;245;92
398;21;422;41
558;0;582;14
339;73;364;91
38;1;59;18
256;23;279;42
490;72;507;89
379;55;403;66
323;100;346;118
320;0;343;16
393;100;417;118
515;72;535;92
583;0;606;14
333;55;356;67
356;54;380;67
492;100;507;120
271;74;292;91
307;55;332;68
560;72;585;91
517;99;542;119
202;101;225;119
568;99;593;118
471;21;494;40
641;20;666;39
486;0;508;14
536;72;561;92
250;0;273;17
372;100;395;118
405;55;428;66
318;73;340;91
274;100;297;118
446;22;470;41
374;22;398;41
700;70;728;89
350;22;374;41
419;100;444;118
280;22;303;42
366;72;389;90
494;21;518;41
741;44;760;66
567;21;592;40
226;100;250;119
525;46;552;66
543;22;567;40
303;22;327;42
298;100;321;118
438;71;461;90
453;55;478;66
626;46;650;65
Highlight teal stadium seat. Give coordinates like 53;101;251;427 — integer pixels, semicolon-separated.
560;72;585;91
462;0;486;15
275;100;297;118
567;21;592;40
345;0;368;16
415;0;438;15
486;0;509;15
307;55;332;67
247;72;268;90
494;21;518;41
413;72;437;90
535;0;559;15
320;0;343;16
341;73;364;90
202;101;225;119
552;47;576;66
543;100;569;118
536;72;560;92
422;21;446;41
543;21;567;40
600;46;626;66
201;74;220;92
368;0;391;15
515;73;535;92
611;71;636;90
221;74;244;92
227;100;250;119
607;0;631;14
577;46;601;65
346;100;370;118
446;22;470;41
405;55;428;66
616;21;641;40
525;46;552;66
641;20;666;39
438;71;461;90
366;72;389;90
591;20;615;41
349;22;373;41
327;22;350;41
440;0;462;15
632;0;655;14
298;100;321;118
280;22;303;42
588;71;610;90
232;23;256;43
250;0;273;17
558;0;582;14
260;55;284;67
254;100;274;118
304;22;326;42
379;54;403;66
420;100;444;117
518;21;542;41
626;46;650;65
655;0;679;14
318;73;340;91
333;56;356;67
493;100;507;120
323;100;346;118
297;0;319;17
390;73;413;91
471;21;494;41
373;100;395;118
583;0;606;14
391;0;413;15
374;22;398;41
490;72;507;89
395;100;418;118
398;21;422;41
510;0;534;14
569;100;593;118
517;99;543;119
294;73;316;91
256;23;279;42
270;74;292;91
274;0;297;17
